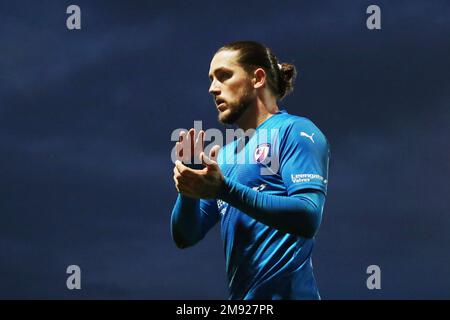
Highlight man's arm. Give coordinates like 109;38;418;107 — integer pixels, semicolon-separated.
171;128;221;249
170;195;219;249
218;178;324;238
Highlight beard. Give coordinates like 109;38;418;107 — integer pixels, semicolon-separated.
218;90;255;125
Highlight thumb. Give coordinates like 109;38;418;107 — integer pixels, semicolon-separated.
208;144;221;162
200;151;218;168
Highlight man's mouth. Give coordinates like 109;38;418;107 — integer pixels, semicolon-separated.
216;98;226;111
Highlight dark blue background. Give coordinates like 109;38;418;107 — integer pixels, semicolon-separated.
1;0;449;299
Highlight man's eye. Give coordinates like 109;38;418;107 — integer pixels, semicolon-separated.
218;72;232;81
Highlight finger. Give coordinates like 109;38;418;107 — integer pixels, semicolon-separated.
178;131;189;162
173;166;181;177
208;144;221;162
175;160;196;177
194;130;204;164
173;168;181;189
188;128;195;148
175;142;183;161
178;130;186;142
175;160;186;173
173;173;192;192
195;130;204;151
185;128;195;163
176;179;192;195
200;130;205;151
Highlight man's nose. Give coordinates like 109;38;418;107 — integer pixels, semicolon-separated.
209;80;220;95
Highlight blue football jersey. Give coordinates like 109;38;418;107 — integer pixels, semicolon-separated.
201;109;330;300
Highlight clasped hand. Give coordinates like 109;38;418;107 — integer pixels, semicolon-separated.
172;128;224;199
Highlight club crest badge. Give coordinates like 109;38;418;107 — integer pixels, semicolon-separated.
254;143;271;163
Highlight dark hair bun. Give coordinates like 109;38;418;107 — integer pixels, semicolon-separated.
277;63;297;100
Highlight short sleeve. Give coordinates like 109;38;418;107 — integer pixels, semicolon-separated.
279;119;330;196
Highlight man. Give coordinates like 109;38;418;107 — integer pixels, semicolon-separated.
171;41;330;300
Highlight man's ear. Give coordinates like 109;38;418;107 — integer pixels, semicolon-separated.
253;68;266;89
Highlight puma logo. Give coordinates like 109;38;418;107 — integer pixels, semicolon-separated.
300;131;315;143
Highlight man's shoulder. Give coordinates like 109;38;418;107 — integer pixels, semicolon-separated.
275;112;329;149
275;111;322;136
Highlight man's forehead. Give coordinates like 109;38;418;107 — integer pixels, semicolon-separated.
209;50;240;74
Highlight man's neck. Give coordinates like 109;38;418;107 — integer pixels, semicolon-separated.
236;96;279;131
